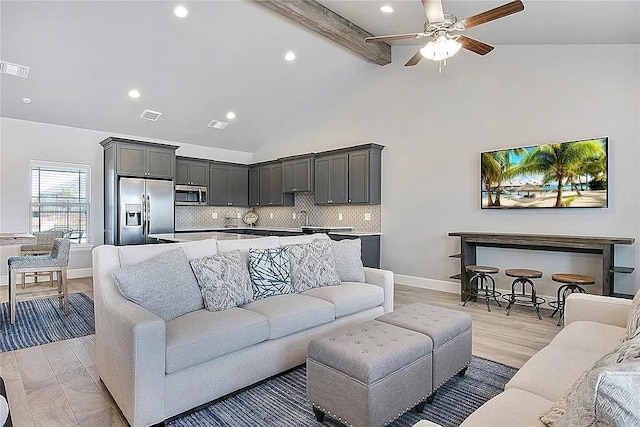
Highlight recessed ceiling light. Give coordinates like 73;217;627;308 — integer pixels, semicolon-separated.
23;97;32;104
174;5;188;18
284;51;296;62
380;5;394;13
226;111;236;120
128;89;141;99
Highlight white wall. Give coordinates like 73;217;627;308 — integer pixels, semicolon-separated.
0;117;252;278
253;45;640;295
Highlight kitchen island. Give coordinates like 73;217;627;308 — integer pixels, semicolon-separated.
148;232;259;242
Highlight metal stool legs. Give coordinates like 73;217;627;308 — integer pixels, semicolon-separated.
463;273;502;312
505;277;544;320
549;284;587;326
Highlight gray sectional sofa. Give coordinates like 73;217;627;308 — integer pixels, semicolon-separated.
92;234;394;427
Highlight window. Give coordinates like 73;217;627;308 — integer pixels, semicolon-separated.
30;161;91;244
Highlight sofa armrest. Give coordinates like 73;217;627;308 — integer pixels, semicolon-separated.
363;267;394;313
565;293;632;328
92;245;166;427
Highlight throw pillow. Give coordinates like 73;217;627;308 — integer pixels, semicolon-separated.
624;288;640;341
190;250;252;311
285;239;341;292
112;248;204;321
331;238;365;282
540;336;640;426
249;247;293;300
594;362;640;426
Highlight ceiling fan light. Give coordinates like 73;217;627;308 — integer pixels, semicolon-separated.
446;38;462;56
420;41;437;60
422;36;462;61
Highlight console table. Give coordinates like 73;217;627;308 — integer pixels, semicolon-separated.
449;232;635;300
0;233;35;246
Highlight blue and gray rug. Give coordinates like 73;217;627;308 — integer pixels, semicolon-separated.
0;293;95;352
169;356;517;427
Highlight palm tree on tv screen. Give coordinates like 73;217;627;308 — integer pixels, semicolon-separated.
481;148;526;207
517;140;605;207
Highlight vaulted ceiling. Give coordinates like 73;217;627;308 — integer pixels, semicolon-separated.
1;1;638;153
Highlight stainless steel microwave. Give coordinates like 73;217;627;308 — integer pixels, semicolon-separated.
175;185;207;205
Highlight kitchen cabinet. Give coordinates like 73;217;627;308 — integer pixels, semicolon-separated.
114;140;175;179
249;166;261;206
282;155;314;192
256;163;294;206
176;157;209;186
209;162;248;206
314;144;383;205
328;234;381;269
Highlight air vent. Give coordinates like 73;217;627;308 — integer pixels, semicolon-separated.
140;109;162;121
0;60;30;78
208;119;229;130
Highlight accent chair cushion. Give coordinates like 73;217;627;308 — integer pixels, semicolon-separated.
302;283;383;318
624;288;640;340
331;238;365;282
190;250;253;311
285;239;340;292
248;247;293;300
112;248;204;321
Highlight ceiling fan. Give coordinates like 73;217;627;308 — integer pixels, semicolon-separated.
366;0;524;66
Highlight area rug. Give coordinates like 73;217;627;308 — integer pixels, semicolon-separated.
169;356;517;427
0;293;95;352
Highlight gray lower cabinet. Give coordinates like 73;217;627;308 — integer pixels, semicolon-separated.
114;140;175;179
315;144;382;205
329;234;381;269
176;158;209;186
209;162;248;206
282;156;314;192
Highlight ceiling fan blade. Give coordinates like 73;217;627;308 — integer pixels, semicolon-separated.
365;33;422;43
421;0;444;23
460;0;524;30
405;50;423;67
458;35;494;55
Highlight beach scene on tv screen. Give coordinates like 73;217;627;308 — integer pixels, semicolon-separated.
481;137;608;209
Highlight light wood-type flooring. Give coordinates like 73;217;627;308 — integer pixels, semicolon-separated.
0;279;561;426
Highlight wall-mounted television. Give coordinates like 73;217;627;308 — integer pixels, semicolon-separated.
481;137;608;209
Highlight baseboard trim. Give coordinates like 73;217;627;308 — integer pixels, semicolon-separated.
395;274;558;310
0;267;93;286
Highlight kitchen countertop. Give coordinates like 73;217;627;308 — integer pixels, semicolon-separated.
174;227;382;237
149;232;261;242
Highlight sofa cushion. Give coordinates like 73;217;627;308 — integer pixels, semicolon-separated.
303;283;383;318
118;239;217;267
505;346;604;402
549;321;624;354
165;307;269;374
285;240;340;292
460;388;553;427
112;248;204;321
190;250;253;310
331;239;365;282
242;294;335;339
248;247;293;300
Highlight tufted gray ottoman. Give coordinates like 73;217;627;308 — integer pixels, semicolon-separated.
377;303;472;396
307;320;434;427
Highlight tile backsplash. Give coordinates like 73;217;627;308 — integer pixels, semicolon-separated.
176;193;381;233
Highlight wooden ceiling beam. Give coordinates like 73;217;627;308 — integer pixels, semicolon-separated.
254;0;391;66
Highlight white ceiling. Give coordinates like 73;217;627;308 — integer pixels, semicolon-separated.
1;1;638;153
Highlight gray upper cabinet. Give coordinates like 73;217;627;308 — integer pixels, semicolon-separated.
114;141;175;179
314;144;383;205
249;166;261;206
209;162;248;206
256;163;294;206
282;156;314;192
176;158;209;186
114;142;176;179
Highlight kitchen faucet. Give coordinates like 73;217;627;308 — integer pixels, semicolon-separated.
299;210;310;227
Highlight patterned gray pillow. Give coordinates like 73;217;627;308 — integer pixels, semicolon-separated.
285;239;341;292
190;250;252;311
331;239;365;282
624;288;640;341
594;362;640;426
541;337;640;426
113;248;204;321
249;247;293;300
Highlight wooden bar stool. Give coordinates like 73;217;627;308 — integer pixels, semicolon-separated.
549;273;595;326
463;265;501;312
503;269;545;319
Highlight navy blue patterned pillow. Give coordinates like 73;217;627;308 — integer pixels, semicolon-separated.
249;247;293;300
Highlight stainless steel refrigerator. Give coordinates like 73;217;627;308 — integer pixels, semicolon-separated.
118;178;174;245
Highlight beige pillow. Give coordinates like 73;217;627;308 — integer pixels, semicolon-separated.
624;288;640;341
540;337;640;426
